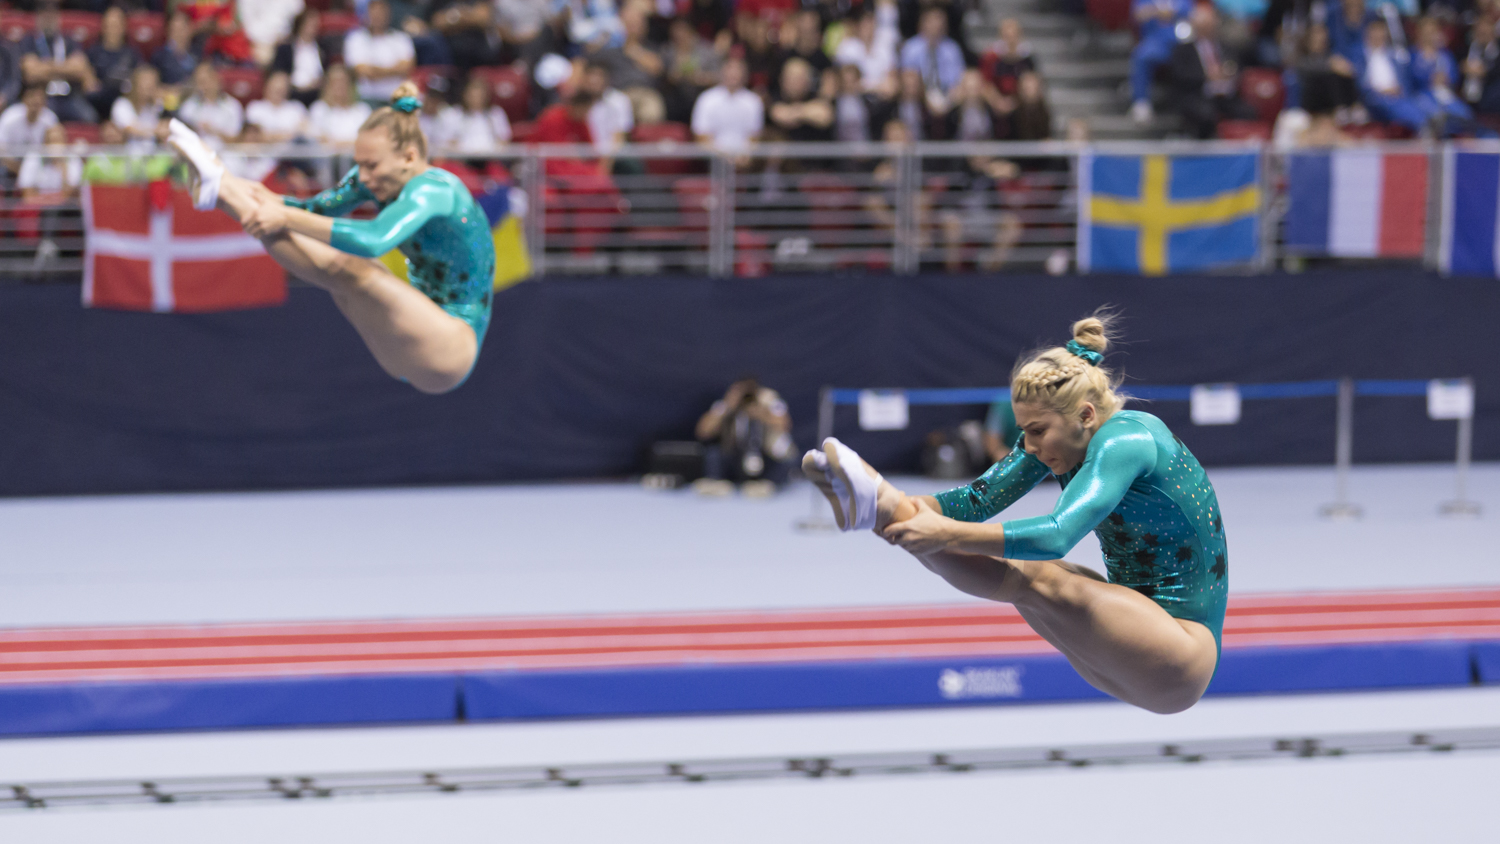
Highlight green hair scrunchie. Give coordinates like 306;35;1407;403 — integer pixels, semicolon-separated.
1064;340;1103;366
392;96;422;114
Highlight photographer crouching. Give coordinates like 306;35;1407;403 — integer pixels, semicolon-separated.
693;378;796;498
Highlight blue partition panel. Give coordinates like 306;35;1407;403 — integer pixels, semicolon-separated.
1207;641;1476;696
0;674;461;736
462;655;1105;721
1;271;1496;496
1473;641;1500;684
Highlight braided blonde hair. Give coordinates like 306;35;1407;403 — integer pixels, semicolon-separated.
1010;313;1124;421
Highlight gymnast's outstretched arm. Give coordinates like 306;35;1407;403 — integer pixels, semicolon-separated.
885;420;1155;561
875;440;1049;539
243;176;453;254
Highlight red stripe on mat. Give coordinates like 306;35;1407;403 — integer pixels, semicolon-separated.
1;588;1496;684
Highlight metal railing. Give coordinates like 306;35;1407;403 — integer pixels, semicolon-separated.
799;375;1479;531
6;726;1497;809
0;139;1453;281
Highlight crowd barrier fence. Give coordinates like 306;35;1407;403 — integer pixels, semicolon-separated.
800;375;1478;530
0;139;1466;281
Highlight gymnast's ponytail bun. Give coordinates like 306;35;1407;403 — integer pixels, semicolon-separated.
1071;313;1112;355
392;81;421;102
358;80;429;158
1011;310;1124;422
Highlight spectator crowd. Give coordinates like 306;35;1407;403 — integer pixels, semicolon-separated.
1124;0;1500;141
0;0;1062;169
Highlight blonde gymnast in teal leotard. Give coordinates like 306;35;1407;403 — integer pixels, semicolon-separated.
168;81;495;395
804;314;1228;714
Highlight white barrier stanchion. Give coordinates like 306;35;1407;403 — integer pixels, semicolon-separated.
1434;377;1481;517
795;386;839;532
1319;377;1364;520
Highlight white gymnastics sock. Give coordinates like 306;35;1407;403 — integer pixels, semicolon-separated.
167;119;223;212
803;447;853;530
824;437;880;532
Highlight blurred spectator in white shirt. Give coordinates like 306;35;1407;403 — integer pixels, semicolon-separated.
436;74;513;153
246;70;309;142
179;64;245;147
307;64;373;146
580;59;632;154
17;123;81;202
344;0;416;100
109;65;166;148
0;84;59;150
691;56;763;153
272;10;329;105
241;0;306;67
835;0;900;93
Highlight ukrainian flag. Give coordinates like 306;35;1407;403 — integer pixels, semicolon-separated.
1080;153;1261;275
380;184;531;289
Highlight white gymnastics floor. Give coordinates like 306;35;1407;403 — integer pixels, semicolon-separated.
0;463;1496;843
0;462;1495;627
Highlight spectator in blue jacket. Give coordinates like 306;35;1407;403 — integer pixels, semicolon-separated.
1410;16;1478;135
1353;18;1430;133
1129;0;1192;123
1326;0;1369;64
900;6;965;99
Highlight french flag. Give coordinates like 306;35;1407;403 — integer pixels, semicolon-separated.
1283;150;1427;258
1441;150;1500;277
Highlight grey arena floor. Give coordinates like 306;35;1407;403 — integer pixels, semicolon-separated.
0;462;1496;842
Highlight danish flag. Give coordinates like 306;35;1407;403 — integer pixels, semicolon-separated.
82;181;286;312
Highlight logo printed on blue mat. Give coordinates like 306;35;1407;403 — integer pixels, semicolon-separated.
938;667;1023;700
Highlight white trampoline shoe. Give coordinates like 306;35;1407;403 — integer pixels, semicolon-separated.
803;437;882;532
167;118;224;211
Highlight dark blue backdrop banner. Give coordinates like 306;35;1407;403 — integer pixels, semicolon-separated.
0;270;1492;496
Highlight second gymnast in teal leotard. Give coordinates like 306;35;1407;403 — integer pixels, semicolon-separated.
167;81;498;394
803;314;1227;714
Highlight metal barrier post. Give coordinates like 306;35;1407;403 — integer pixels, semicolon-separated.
521;148;546;278
1320;377;1363;520
895;148;918;274
1441;377;1481;516
708;154;734;277
1257;145;1275;272
1424;143;1443;271
795;386;839;532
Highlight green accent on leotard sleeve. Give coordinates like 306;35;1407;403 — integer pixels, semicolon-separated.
934;441;1051;523
1000;416;1156;560
284;166;374;217
327;177;457;258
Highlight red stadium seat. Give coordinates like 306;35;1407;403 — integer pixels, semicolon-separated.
799;172;859;231
318;10;359;38
1238;67;1285;124
126;12;165;56
509;120;537;143
57;10;101;46
1215;119;1271;141
409;64;456;99
431;159;485;194
630;122;690;144
1085;0;1132;31
470;66;530;124
629;122;696;175
62;121;101;144
219;67;264;104
0;10;34;43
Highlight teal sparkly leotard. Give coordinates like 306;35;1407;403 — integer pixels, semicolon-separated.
934;410;1230;652
285;166;496;347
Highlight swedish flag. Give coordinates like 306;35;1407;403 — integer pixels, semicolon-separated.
381;184;531;289
1080;153;1261;275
